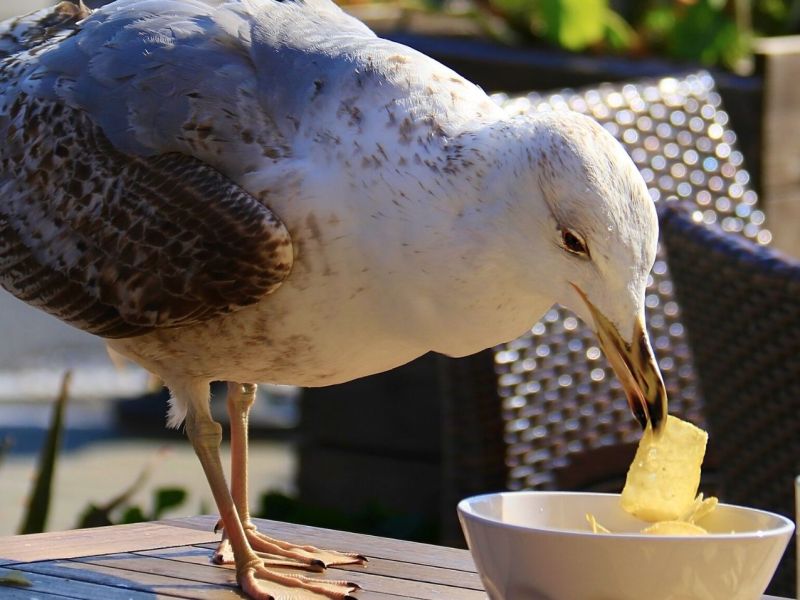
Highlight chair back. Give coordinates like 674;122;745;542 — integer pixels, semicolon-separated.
659;202;799;597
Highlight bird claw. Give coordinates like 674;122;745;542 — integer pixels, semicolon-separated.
213;537;327;573
211;537;234;565
238;563;360;600
213;524;366;572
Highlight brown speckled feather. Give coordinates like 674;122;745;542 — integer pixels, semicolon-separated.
0;93;293;338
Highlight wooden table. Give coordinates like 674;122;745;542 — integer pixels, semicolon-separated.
0;516;789;599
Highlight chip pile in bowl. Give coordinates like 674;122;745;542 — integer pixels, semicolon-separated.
588;415;719;535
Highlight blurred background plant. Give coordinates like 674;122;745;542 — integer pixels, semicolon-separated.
74;450;188;528
17;373;71;534
2;373;190;534
2;372;432;543
338;0;800;73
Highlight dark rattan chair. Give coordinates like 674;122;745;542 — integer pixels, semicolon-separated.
659;202;799;597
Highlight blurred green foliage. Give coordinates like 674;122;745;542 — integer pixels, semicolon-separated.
0;571;32;588
639;0;751;72
4;379;430;543
754;0;800;35
488;0;634;52
78;485;188;528
80;487;434;543
345;0;800;72
486;0;755;71
18;372;71;535
0;436;11;470
78;485;434;543
75;446;190;527
2;373;191;533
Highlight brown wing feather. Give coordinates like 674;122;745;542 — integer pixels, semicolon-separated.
0;94;293;338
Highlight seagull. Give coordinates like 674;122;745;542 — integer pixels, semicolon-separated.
0;0;668;598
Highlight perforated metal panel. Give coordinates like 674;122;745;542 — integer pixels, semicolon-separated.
489;72;770;490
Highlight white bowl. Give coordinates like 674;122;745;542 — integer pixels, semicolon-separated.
458;491;794;600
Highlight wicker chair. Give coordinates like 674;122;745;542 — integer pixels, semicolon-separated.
439;69;780;561
658;202;799;597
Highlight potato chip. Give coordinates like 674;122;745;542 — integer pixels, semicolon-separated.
640;521;708;536
680;493;718;525
585;415;720;536
586;513;610;534
620;415;708;522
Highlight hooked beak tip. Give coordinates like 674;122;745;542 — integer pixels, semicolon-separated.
572;285;668;432
629;320;668;433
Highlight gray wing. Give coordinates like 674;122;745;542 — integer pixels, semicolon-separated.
0;96;292;338
0;1;310;338
30;0;380;164
0;0;395;338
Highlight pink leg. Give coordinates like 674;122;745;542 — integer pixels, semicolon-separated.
213;383;366;571
177;380;360;600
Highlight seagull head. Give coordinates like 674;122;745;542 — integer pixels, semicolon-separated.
497;111;668;431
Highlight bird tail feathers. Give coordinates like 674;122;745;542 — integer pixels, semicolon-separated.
167;391;189;429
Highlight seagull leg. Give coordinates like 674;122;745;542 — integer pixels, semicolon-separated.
179;380;359;600
213;382;366;571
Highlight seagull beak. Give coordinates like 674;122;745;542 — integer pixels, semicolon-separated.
572;286;668;432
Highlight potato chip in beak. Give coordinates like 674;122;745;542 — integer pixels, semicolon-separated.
573;286;668;432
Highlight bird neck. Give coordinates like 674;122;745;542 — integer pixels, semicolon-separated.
446;113;554;276
396;116;558;356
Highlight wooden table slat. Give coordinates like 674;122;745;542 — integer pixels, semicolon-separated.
139;545;485;592
174;516;478;573
15;559;246;600
0;517;792;600
76;552;484;600
1;564;170;600
17;556;433;600
0;586;75;600
0;521;216;566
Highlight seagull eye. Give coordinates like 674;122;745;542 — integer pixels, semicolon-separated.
561;229;589;257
